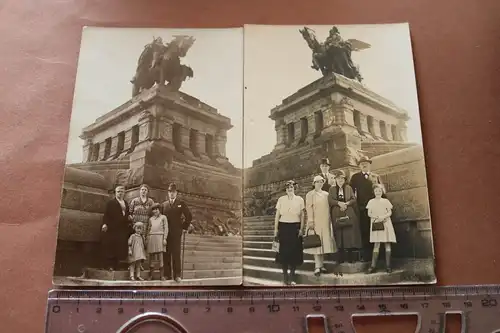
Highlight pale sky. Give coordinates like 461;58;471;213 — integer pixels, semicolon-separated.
65;27;243;167
243;24;423;168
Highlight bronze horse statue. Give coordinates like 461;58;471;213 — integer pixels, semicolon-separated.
300;26;368;82
131;36;195;96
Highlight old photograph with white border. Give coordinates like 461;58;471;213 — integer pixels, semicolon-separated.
53;27;243;286
243;24;436;286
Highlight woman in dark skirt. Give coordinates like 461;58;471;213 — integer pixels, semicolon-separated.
273;180;305;285
329;170;363;263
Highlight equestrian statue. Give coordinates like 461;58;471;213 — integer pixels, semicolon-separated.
300;26;370;82
131;35;195;96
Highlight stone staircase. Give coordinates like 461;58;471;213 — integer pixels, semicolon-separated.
55;234;243;286
243;216;406;286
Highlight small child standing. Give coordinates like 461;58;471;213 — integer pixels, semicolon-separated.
366;184;397;274
145;203;168;281
128;222;147;281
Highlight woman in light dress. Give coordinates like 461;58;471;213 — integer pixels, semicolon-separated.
366;184;397;274
274;180;305;286
146;203;169;281
305;175;337;277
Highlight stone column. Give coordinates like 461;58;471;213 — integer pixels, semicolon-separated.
307;113;316;135
110;135;119;157
82;139;92;162
215;130;228;163
180;125;194;157
274;119;286;150
359;113;373;139
397;120;408;142
293;120;301;144
138;110;154;143
157;115;175;150
196;131;210;161
372;118;383;139
386;123;394;141
97;141;106;161
123;129;133;151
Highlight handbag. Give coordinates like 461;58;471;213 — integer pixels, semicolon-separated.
335;215;351;228
271;240;280;252
371;220;385;231
303;228;322;249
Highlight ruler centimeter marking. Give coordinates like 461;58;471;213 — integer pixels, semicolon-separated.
45;285;500;333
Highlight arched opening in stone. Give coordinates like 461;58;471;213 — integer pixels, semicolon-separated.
190;129;199;156
205;134;214;157
380;120;388;140
172;123;182;152
287;122;295;146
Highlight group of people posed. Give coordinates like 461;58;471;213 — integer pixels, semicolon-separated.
273;157;397;285
100;182;192;282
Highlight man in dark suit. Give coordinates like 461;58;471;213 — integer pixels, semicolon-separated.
315;157;335;192
100;185;132;270
349;156;385;261
161;183;192;282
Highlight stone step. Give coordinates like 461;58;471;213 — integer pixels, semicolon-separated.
243;220;274;226
116;255;242;266
243;264;405;286
178;243;241;252
244;216;275;223
243;224;274;231
84;267;242;281
183;256;242;264
243;229;274;236
179;261;241;271
54;276;242;287
243;241;274;250
182;249;242;258
243;235;274;242
243;256;369;274
244;247;310;259
184;235;242;244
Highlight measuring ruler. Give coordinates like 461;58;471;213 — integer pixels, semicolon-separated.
45;285;500;332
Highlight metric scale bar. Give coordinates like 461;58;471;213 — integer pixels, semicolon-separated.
45;285;500;332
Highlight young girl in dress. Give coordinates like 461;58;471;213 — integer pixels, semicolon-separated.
128;222;147;281
366;184;397;274
145;203;168;281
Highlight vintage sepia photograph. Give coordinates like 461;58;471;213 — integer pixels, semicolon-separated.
243;24;436;286
52;27;243;286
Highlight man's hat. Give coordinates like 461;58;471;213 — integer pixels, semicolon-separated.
167;182;177;191
320;157;330;166
357;156;372;165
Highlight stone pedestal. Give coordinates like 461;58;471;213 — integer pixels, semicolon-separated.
245;72;412;209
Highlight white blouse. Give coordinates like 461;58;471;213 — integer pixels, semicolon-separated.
275;195;305;222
